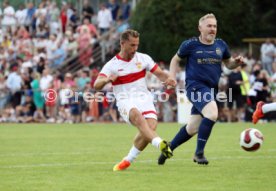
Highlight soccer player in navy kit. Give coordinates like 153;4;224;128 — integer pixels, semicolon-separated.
158;13;244;165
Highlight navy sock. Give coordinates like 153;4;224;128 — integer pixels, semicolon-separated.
170;125;192;151
195;118;215;155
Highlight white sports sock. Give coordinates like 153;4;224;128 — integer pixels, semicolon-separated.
124;145;141;163
262;102;276;114
151;137;162;149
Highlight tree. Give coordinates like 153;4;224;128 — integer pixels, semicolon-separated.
130;0;274;62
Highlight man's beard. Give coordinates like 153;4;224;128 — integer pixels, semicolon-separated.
206;34;216;42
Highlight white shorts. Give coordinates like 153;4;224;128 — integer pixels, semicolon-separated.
117;98;157;124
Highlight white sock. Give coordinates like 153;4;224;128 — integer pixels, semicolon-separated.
262;103;276;114
124;145;141;163
151;137;162;149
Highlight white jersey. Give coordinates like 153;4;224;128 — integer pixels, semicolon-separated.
99;52;158;101
99;52;158;123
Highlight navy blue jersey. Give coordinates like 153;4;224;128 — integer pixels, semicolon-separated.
177;37;231;89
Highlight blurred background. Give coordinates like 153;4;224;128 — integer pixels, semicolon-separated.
0;0;275;124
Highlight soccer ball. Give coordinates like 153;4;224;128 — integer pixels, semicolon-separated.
240;128;264;152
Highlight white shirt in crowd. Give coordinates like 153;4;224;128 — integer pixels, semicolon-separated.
260;42;275;63
40;75;53;91
15;8;27;26
97;8;112;29
6;72;22;93
2;5;16;26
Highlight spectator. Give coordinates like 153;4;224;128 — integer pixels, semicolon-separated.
50;40;67;69
15;4;27;27
69;85;81;123
0;73;9;110
68;8;79;31
16;103;33;123
56;105;70;123
260;38;274;76
66;32;78;57
1;1;16;33
251;70;270;104
25;2;36;34
63;72;75;88
120;0;131;21
76;70;90;91
97;3;112;34
82;0;94;22
40;68;53;92
107;0;120;22
60;5;67;33
80;18;99;38
6;65;22;108
48;2;60;35
77;25;92;66
33;108;46;123
31;72;44;110
45;81;56;121
227;67;243;122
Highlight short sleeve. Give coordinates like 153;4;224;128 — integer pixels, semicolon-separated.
144;54;158;72
177;40;191;59
221;40;231;60
99;63;113;77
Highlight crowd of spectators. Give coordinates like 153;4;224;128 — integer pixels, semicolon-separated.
0;0;131;123
0;1;275;123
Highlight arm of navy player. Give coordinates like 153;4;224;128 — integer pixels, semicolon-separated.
223;55;244;70
169;54;182;80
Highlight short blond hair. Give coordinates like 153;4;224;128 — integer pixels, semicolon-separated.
199;13;217;26
120;29;140;42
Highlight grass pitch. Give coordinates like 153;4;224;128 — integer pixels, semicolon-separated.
0;122;275;191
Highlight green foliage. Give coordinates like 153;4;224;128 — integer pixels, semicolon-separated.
130;0;275;62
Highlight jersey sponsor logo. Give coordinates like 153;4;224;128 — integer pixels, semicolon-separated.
197;58;221;64
118;69;124;72
216;48;222;56
196;51;203;54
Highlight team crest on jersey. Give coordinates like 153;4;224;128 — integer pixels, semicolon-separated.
136;62;142;69
216;48;222;56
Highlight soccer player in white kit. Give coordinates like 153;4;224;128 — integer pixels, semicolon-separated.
94;29;176;171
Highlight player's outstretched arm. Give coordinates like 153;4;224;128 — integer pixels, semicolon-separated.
223;55;244;69
169;54;182;79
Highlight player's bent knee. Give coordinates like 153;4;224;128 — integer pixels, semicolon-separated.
186;125;199;135
204;112;218;121
202;102;218;121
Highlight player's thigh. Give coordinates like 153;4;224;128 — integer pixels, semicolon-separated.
186;114;202;135
117;100;137;124
186;85;216;116
201;101;218;121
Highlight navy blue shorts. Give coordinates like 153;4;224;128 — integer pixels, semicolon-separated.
186;84;217;115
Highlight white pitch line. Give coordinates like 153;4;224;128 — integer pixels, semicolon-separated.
0;155;276;169
0;149;275;157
